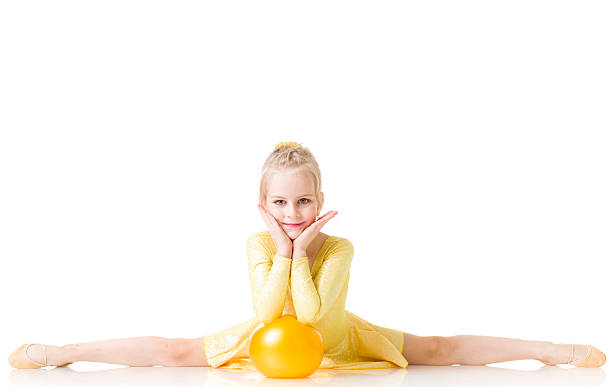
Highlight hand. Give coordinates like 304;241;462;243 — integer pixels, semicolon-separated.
293;211;338;253
257;204;294;257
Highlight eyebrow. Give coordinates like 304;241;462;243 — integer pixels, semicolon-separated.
270;194;314;199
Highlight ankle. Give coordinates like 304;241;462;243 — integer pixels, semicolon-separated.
50;345;74;365
540;342;559;363
57;344;77;364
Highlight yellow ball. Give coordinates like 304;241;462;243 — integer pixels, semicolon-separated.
249;315;324;378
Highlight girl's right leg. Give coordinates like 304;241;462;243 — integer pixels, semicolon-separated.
30;336;209;367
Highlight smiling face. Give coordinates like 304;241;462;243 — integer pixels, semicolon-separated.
264;168;323;240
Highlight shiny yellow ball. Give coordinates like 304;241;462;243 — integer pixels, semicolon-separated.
249;315;324;378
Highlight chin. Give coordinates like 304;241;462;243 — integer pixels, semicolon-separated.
286;231;302;239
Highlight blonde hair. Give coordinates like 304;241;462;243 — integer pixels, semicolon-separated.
259;142;322;210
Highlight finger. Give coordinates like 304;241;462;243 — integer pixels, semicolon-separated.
312;213;337;230
258;205;276;222
258;205;288;234
261;207;282;228
257;206;277;229
257;205;270;222
257;204;274;221
317;211;338;222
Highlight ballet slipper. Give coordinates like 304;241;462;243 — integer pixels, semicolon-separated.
8;344;72;369
571;345;606;367
540;344;606;367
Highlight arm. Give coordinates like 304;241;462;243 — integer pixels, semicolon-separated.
247;234;291;324
290;239;353;325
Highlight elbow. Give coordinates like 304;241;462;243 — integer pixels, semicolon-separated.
297;316;314;325
255;307;280;325
294;299;322;325
255;311;272;325
296;310;318;325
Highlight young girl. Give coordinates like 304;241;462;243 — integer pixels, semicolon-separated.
9;142;606;370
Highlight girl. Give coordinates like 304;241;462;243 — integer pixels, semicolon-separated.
9;142;606;370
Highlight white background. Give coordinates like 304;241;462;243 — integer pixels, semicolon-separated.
1;0;610;384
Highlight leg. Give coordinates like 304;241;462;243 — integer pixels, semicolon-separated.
47;336;209;367
402;332;553;366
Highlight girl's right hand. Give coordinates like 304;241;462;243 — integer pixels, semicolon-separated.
257;204;293;258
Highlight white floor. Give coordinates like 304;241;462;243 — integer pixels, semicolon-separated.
7;362;608;387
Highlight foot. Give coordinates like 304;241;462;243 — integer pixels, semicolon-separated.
542;343;606;367
33;344;72;367
8;344;71;369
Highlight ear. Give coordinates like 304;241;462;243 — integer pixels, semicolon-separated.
317;192;324;216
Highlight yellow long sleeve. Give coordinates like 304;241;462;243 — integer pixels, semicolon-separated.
290;239;353;325
247;234;291;325
206;232;408;370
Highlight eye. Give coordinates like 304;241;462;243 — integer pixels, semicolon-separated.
273;198;311;205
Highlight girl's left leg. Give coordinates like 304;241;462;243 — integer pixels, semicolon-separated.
443;335;556;365
402;332;585;365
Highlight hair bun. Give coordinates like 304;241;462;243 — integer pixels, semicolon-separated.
274;142;299;151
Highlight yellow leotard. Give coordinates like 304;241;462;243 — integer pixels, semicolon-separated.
203;231;408;370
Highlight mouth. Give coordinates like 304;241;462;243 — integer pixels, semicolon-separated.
283;222;304;229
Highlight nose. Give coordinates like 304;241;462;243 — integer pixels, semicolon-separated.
286;202;300;218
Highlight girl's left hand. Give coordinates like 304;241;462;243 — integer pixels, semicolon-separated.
293;211;338;253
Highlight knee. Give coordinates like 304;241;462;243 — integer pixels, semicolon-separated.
165;339;192;363
427;336;455;363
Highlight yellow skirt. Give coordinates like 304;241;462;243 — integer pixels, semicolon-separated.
203;310;408;370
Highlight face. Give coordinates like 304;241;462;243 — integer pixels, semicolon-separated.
264;169;323;240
